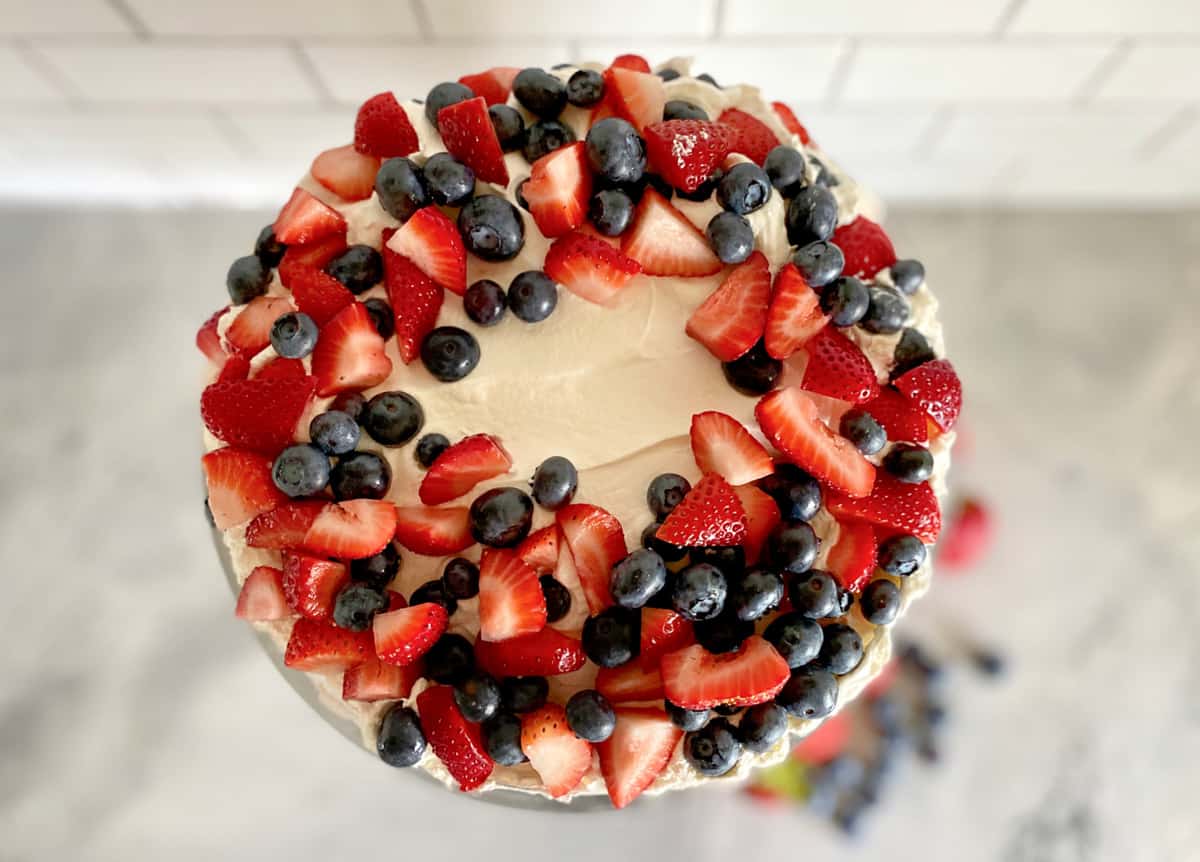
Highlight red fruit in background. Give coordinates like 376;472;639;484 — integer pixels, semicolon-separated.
825;520;878;593
458;67;519;106
800;326;880;405
419;434;512;505
611;54;651;73
282;552;350;622
223;295;296;356
826;474;941;542
342;658;423;702
597;708;682;809
643;120;735;193
200;375;316;456
832;217;897;280
386;205;468;295
382;232;444;365
310;301;392;397
894;358;962;432
521;704;594;798
201;447;287;530
791;712;850;765
733;483;781;566
392;505;474;556
273;188;347;246
660;636;790;709
196;307;228;365
522;142;592;238
686;251;771;362
603;67;665;132
621;188;722;277
862;387;929;444
938;498;994;570
556;504;626;613
771;101;812;145
690;410;774;486
473;628;587;678
658;473;748;548
717;108;780;165
235;566;291;621
374;602;449;667
284;617;376;672
478;548;547;642
311;144;380;202
764;263;829;360
354;92;419;158
438;96;510;186
416;685;493;791
544;230;641;306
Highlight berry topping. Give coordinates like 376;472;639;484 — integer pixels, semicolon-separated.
273;187;346;246
611;549;668;609
522;141;592;238
470;487;535;548
557;503;627;613
392;505;474;556
611;54;651;73
785;185;838;247
457;194;526;262
522;703;594;797
825;520;878;592
567;69;605;106
894;358;962;432
201;375;315;456
771;101;812;144
415;433;450;468
419;434;512;505
513;68;568;118
820;276;871;327
454;672;502;723
825;473;941;542
517;525;560;573
860;578;901;625
482;712;526;765
585;118;647;185
717;108;779;165
282;263;355;328
589;188;635;236
362;390;424;446
764;263;830;360
437;557;478;601
877;532;926;576
646;473;691;522
815;622;863;675
376;704;426;766
665;701;710;731
224;294;296;356
670;563;727;621
728;568;785;622
421;326;481;382
763;145;806;197
311;302;392;397
861;285;910;335
602;67;666;133
595;656;664;703
787;569;839;619
759;463;822;522
457;66;519;107
800;326;881;405
311;144;380;202
272;443;331;498
488;104;526;151
684;717;742;776
375;157;430;222
247;499;398;559
373;601;449;667
425;81;476;127
197;306;229;364
717;162;772;215
732;483;781;566
706;211;755;265
839;408;888;455
685;251;770;362
353;92;419;158
437;95;510;186
473;628;587;678
386;206;467;296
522;119;576;163
689;410;774;486
792;240;845;288
722;341;782;396
566;690;617;742
544;230;642;306
284;617;376;672
597;707;683;808
464;279;507;326
332;583;389;632
658;473;748;548
412;579;459;615
416;684;494;791
890;259;926;295
507;270;559;322
530;456;578;510
763;611;823;668
382;237;444;366
540;575;572;622
347;654;421;702
767;520;820;575
640;608;696;659
776;666;838;718
832;217;897;280
235;566;291;621
254;225;286;267
663;99;707;121
269;311;319;360
643;119;733;193
201;447;287;530
621;188;722;277
884;443;934;483
661;635;790;710
478;548;547;642
424;633;475;684
501;676;550;714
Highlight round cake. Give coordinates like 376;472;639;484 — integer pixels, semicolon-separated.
198;53;961;808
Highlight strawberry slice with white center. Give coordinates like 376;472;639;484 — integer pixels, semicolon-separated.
311;144;381;202
690;410;774;486
305;499;398;559
282;552;350;622
602;67;666;133
235;566;291;621
201;447;287;530
597;707;683;809
522;142;592;238
544;230;642;306
418;434;512;505
825;473;941;542
273;187;347;246
825;520;878;593
382;228;444;364
244;500;325;549
556;504;627;613
521;704;594;798
478;548;548;642
473;628;587;678
621;189;722;277
764;263;830;360
353;92;419;159
596;658;665;704
416;685;494;791
223;295;296;356
643;120;735;193
457;67;520;106
661;636;790;709
657;473;748;548
200;375;316;456
342;657;423;702
196;307;229;365
799;326;881;405
755;387;876;498
893;358;962;432
686;251;771;362
862;387;929;444
374;602;449;666
284;617;376;672
832;216;897;280
438;96;510;186
640;608;695;659
385;206;468;295
517;525;560;574
392;505;474;556
732;483;781;566
310;301;392;397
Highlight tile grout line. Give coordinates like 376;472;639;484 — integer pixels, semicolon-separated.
409;0;433;40
912;105;955;159
103;0;151;39
1071;38;1132;105
208;107;258;160
711;0;727;38
288;41;335;106
1138;106;1197;159
823;38;858;107
11;38;84;107
990;0;1029;36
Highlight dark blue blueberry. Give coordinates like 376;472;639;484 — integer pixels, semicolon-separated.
377;704;425;767
696;72;720;88
254;225;286;268
425;81;475;127
785;185;838;246
454;672;502;723
646;473;691;521
325;245;382;294
226;254;270;304
309;410;361;456
424;633;474;684
330;391;366;422
415;432;450;468
776;666;838;718
821;276;870;327
469;487;534;548
333;583;388;631
792;240;845;288
663;99;707;121
565;690;616;742
970;648;1007;678
891;328;936;380
692;545;745;579
839;409;887;456
684;718;742;776
514;178;531;211
644;173;674;199
666;701;710;731
589;188;635;236
375;157;430;222
676;168;722;202
582;606;641;668
672;562;727;621
759;464;822;522
482;712;526;764
717;162;772;215
540;576;572;622
788;569;840;619
271;444;330;497
728;568;784;622
350;543;400;590
458;194;526;261
884;444;933;483
861;285;910;335
522;119;576;163
513;68;567;118
860;579;901;625
694;612;754;653
420;326;481;382
706;211;755;264
641;524;689;564
330;451;391;500
566;69;605;107
508;270;558;322
763;145;806;197
611;549;668;609
585;119;647;185
500;676;549;713
738;702;789;753
767;521;820;575
269;311;318;359
441;557;480;600
808;154;838;188
410;579;458;616
463;279;507;327
815;622;864;675
713;704;743;717
722;340;781;395
363;298;394;339
530;456;577;510
899;642;942;679
890;259;925;295
657;68;682;82
423;152;476;207
763;611;823;668
488;104;526;152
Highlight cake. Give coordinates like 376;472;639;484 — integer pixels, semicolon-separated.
198;53;961;809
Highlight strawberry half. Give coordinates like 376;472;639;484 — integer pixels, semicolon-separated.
611;54;651;73
596;658;665;703
771;101;812;145
438;95;510;186
602;67;666;132
216;352;250;382
621;189;722;277
832;217;897;280
661;636;790;709
478;547;547;642
311;144;380;202
800;326;881;405
381;229;443;364
657;473;748;548
235;566;291;621
416;685;493;791
686;251;771;361
521;704;593;798
690;410;774;486
202;447;287;530
894;358;962;432
938;498;994;570
281;264;355;328
473;628;586;678
419;434;512;505
196;307;228;365
825;520;877;593
224;295;296;355
597;707;682;809
733;483;781;566
273;188;347;246
342;657;423;702
862;387;929;444
544;230;641;305
374;602;449;666
354;92;419;159
717;108;779;165
457;67;519;106
825;473;941;542
393;505;474;556
244;500;324;549
522;142;592;238
279;232;348;276
254;357;307;381
311;301;393;397
556;504;626;613
200;375;316;456
517;525;560;574
282;552;350;622
640;608;695;660
643;120;735;193
284;617;376;672
755;387;876;498
247;499;397;558
764;263;829;360
386;206;467;295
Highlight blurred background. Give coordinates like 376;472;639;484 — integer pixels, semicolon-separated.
2;1;1199;860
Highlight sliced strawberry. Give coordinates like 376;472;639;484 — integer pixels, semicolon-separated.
342;657;423;702
603;67;666;133
771;101;812;145
596;657;664;703
473;628;586;677
517;525;559;574
661;636;790;709
657;473;747;548
392;505;474;556
832;217;896;280
556;504;626;613
385;206;467;296
800;326;880;405
640;608;695;660
305;499;398;559
201;447;287;530
458;67;519;106
196;307;228;365
686;251;771;361
311;144;380;202
862;387;929;444
310;301;392;397
478;548;547;642
200;375;316;456
894;358;962;432
216;352;251;382
284;617;376;672
381;230;443;364
826;473;941;542
419;434;512;505
826;520;877;593
755;387;876;498
374;602;449;666
621;189;722;277
279;232;348;276
611;54;651;73
717;108;779;165
235;566;291;621
416;685;493;791
521;703;593;797
938;498;994;570
223;295;296;355
244;500;324;549
764;263;829;360
792;712;850;765
733;483;781;566
281;268;355;329
438;95;510;186
354;92;419;159
597;707;682;809
255;357;307;381
690;410;774;486
273;187;347;246
544;230;641;305
523;142;592;238
282;552;350;622
643;120;735;193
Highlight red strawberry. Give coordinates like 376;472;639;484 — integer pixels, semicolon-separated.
764;263;829;360
311;144;380;202
640;608;695;659
862;388;929;444
201;447;287;530
832;217;896;280
255;357;307;381
438;96;510;186
392;505;474;556
756;387;875;498
603;67;666;132
800;326;880;405
733;483;781;566
223;295;295;355
597;707;682;809
473;628;586;677
279;232;347;275
282;553;350;622
310;301;393;397
522;142;592;238
596;658;665;703
690;410;774;486
244;500;325;549
544;230;641;306
200;375;316;455
284;617;376;672
416;685;493;791
556;504;626;613
457;67;519;106
521;703;593;797
517;525;559;574
342;657;423;702
280;263;355;327
826;473;941;542
661;636;790;709
621;189;722;277
273;187;347;246
643;120;735;193
235;566;291;621
792;712;849;765
386;590;408;611
196;307;228;365
353;92;419;159
216;352;251;382
894;359;962;432
305;499;398;558
771;101;812;145
478;548;547;642
385;206;467;295
657;473;747;548
937;498;993;570
686;251;771;361
717;108;779;165
419;434;512;505
611;54;651;73
374;602;449;666
825;520;877;593
381;231;443;364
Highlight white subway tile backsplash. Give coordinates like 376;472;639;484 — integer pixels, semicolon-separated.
723;0;1011;35
785;104;940;157
427;0;716;38
1011;0;1200;35
1093;43;1200;103
1004;154;1200;204
0;46;66;102
125;0;418;37
224;107;357;172
0;0;131;35
932;109;1177;159
848;153;1014;203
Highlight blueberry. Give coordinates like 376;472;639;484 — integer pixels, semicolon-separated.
565;690;616;742
696;73;720;88
589;188;635;236
272;444;330;497
970;648;1007;678
821;276;870;327
763;145;806;197
672;563;727;621
694;612;754;653
269;311;319;359
415;432;449;468
463;279;507;327
663;99;708;121
410;579;458;616
788;569;840;619
540;576;572;622
420;326;481;382
254;225;286;268
424;633;474;684
792;240;845;288
611;549;668;609
566;69;604;107
728;568;784;622
712;704;743;717
891;328;936;380
691;545;746;579
325;245;382;294
884;444;933;483
330;451;390;500
816;623;864;675
861;285;910;335
469;487;534;547
763;611;823;668
375;157;429;222
488;104;526;152
442;557;480;600
350;543;400;590
482;711;526;764
776;667;838;718
666;701;711;731
514;179;531;211
684;718;742;776
644;173;674;199
722;340;781;395
808;155;838;188
657;68;682;82
585;118;646;185
738;702;789;753
363;298;394;339
333;583;388;631
226;255;270;304
530;456;577;510
377;704;425;767
522;119;576;163
330;391;366;422
513;68;567;118
890;259;925;295
458;195;525;261
839;409;887;456
785;185;838;246
582;606;641;668
454;672;502;723
677;169;722;202
644;473;689;521
717;163;772;215
417;153;475;209
767;521;820;575
758;464;822;521
500;676;549;713
860;579;901;625
425;81;475;127
706;212;755;264
508;270;558;322
641;524;689;564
